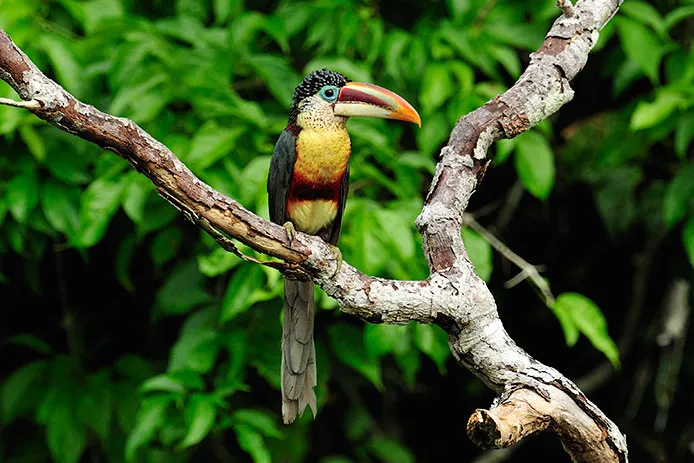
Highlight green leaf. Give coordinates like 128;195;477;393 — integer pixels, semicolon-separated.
44;149;90;185
495;138;516;164
156;260;212;315
620;1;666;37
613;59;643;97
247;55;301;108
19;126;46;161
487;44;520;77
617;17;663;83
551;301;580;346
45;395;87;463
485;22;544;50
115;235;137;291
417;112;450;156
663;163;694;227
214;0;242;24
187;121;246;170
230;409;283;439
675;110;694;158
420;63;453;113
7;333;52;354
178;394;217;449
345;405;370;442
683;216;694;268
40;180;80;238
514;131;555;200
363;324;410;358
151;228;183;267
78;371;112;444
631;90;687;130
126;395;174;461
237;155;272;205
140;374;187;395
7;169;39;223
234;424;271;463
137;194;179;236
461;228;493;281
367;437;415;463
39;36;85;97
122;173;152;225
1;361;47;424
594;167;643;236
198;247;242;277
220;264;265;322
169;329;220;373
229;12;265;51
413;324;450;373
303;58;373;83
664;5;694;31
77;176;125;247
329;324;382;389
553;293;620;368
374;210;415;260
83;0;124;34
384;31;410;82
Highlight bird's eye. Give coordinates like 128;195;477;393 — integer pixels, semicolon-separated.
319;85;338;102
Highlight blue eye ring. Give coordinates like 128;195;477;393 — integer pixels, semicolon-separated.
319;85;339;102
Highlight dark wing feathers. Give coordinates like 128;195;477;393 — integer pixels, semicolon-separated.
323;165;349;245
268;130;297;225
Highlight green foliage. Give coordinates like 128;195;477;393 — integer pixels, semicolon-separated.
1;0;692;461
513;130;555;200
552;293;621;369
461;228;493;281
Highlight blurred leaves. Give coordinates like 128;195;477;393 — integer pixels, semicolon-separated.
330;324;382;389
1;0;692;461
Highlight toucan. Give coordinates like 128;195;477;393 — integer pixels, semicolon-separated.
267;69;421;424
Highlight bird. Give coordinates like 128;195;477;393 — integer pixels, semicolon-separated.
267;69;421;424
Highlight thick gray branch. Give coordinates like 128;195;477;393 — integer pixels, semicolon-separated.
0;1;627;460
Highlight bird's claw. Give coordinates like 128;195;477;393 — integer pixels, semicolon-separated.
283;222;297;243
328;244;343;276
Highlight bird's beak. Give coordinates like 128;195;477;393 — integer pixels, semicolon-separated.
334;82;421;127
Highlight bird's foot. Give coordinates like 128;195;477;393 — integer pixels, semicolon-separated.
328;244;343;276
283;221;297;243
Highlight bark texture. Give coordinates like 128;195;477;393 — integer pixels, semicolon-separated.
0;0;628;460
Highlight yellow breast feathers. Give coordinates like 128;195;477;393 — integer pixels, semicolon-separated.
293;128;351;184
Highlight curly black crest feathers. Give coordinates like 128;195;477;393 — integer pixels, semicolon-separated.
292;69;350;103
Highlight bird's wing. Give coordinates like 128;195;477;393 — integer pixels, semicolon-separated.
268;130;297;225
324;165;350;245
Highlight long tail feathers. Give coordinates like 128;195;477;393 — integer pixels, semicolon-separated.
281;278;317;424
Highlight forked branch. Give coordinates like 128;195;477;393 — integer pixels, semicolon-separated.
0;0;627;460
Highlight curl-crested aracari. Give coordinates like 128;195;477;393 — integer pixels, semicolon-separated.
267;69;420;424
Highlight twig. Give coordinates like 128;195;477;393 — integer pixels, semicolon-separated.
494;180;524;232
654;279;690;432
557;0;575;17
463;213;555;307
0;97;40;109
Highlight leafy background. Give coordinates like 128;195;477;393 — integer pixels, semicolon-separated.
1;0;693;461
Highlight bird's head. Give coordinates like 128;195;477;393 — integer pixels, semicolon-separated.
288;69;421;130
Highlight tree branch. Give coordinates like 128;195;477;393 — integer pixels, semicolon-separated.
0;0;628;460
